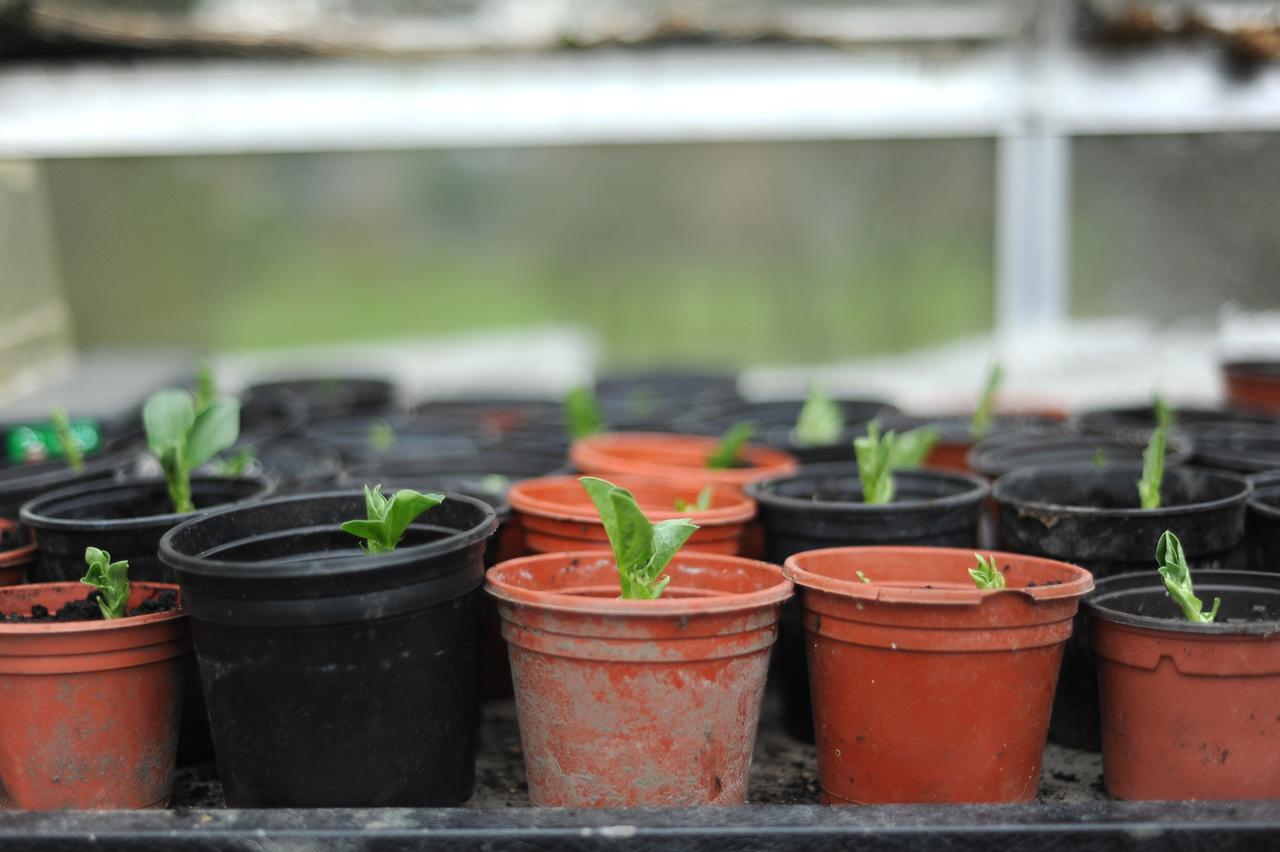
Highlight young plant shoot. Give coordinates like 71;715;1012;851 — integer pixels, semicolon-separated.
81;547;129;620
854;421;940;505
674;485;714;512
51;406;84;472
1155;530;1220;624
564;386;604;440
143;389;241;514
791;386;844;447
368;420;397;453
707;421;755;469
579;476;699;600
194;359;217;415
969;553;1005;590
970;362;1003;438
341;484;445;555
1137;395;1171;510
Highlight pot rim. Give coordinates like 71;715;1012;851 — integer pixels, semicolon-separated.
745;463;988;513
0;518;36;568
1083;569;1280;636
19;474;274;533
509;474;755;526
485;550;792;616
569;431;798;475
0;581;185;635
783;545;1094;604
0;450;137;496
991;461;1251;520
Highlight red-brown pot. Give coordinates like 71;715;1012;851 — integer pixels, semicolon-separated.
507;475;755;556
1223;360;1280;416
0;519;35;586
486;550;791;807
569;432;798;490
0;582;189;810
784;546;1093;804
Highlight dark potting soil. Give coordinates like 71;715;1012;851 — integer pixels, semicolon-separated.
3;590;178;623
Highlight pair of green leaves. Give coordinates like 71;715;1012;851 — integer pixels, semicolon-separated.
854;420;940;505
82;547;129;620
341;485;445;555
581;476;698;600
1155;530;1220;624
51;406;85;472
969;553;1006;590
707;422;755;469
674;485;714;512
1137;395;1173;510
143;389;241;514
792;387;844;447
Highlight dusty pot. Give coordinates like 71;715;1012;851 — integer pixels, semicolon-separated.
746;463;989;741
570;432;798;490
993;462;1251;748
0;582;188;810
1085;570;1280;800
160;491;496;807
486;550;791;807
674;397;898;464
1223;360;1280;416
784;546;1092;804
508;475;755;556
966;432;1193;480
1247;471;1280;573
0;519;35;586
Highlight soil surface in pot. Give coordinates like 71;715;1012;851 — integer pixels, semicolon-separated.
3;588;178;622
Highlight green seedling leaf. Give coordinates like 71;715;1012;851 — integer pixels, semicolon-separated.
341;484;445;555
970;362;1003;437
888;425;939;469
210;449;255;477
1137;394;1170;510
1092;447;1108;468
480;474;511;494
855;570;871;584
194;359;216;415
1153;394;1174;431
969;553;1006;590
51;406;84;472
853;421;937;505
144;389;241;514
791;386;844;447
674;485;714;512
580;476;698;600
1155;530;1220;624
368;420;396;453
564;386;605;440
707;421;755;469
81;546;129;620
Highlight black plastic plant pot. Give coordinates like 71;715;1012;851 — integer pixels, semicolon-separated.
992;461;1251;749
880;413;1059;472
1189;425;1280;475
237;388;309;445
0;451;137;522
249;439;343;496
1247;471;1280;573
966;432;1194;480
413;397;563;439
18;475;274;583
305;414;491;464
591;370;743;431
158;491;497;808
244;377;398;423
1073;403;1278;445
746;462;989;741
674;397;899;463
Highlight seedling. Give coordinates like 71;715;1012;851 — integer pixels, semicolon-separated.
791;386;844;447
143;389;241;514
51;406;84;472
579;476;699;600
969;553;1005;590
853;421;940;505
707;422;755;469
970;362;1003;437
1137;395;1170;510
210;449;255;477
194;359;216;415
674;485;714;512
564;386;605;440
341;484;445;555
81;547;129;620
1155;530;1220;624
368;420;396;453
1092;447;1108;468
855;570;871;584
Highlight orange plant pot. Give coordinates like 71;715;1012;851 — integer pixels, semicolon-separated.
784;546;1093;804
1223;360;1280;416
0;519;36;586
0;582;189;810
569;432;798;490
486;550;792;807
507;475;756;556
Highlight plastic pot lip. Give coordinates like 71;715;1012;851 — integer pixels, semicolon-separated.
783;545;1094;605
991;461;1252;520
18;474;275;533
965;433;1194;480
485;550;792;617
569;432;799;480
508;474;755;526
1248;472;1280;521
159;489;497;581
1083;570;1280;637
0;518;35;568
0;450;138;499
0;581;185;636
1223;359;1280;379
745;463;989;514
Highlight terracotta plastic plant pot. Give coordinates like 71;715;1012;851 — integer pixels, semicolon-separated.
0;519;35;586
783;546;1093;804
1084;570;1280;800
486;550;792;807
1223;360;1280;415
508;475;756;556
570;432;798;490
1247;471;1280;573
0;581;189;810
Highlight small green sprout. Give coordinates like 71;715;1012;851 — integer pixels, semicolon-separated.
855;570;871;584
1137;395;1170;510
791;386;844;447
194;359;216;415
368;420;396;453
210;448;255;477
580;476;699;600
51;406;84;472
564;386;605;440
143;389;241;514
969;553;1005;590
1092;447;1108;468
480;474;511;494
674;485;714;512
81;547;129;620
707;421;755;469
853;421;940;505
1155;530;1220;624
970;362;1003;437
340;484;445;555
